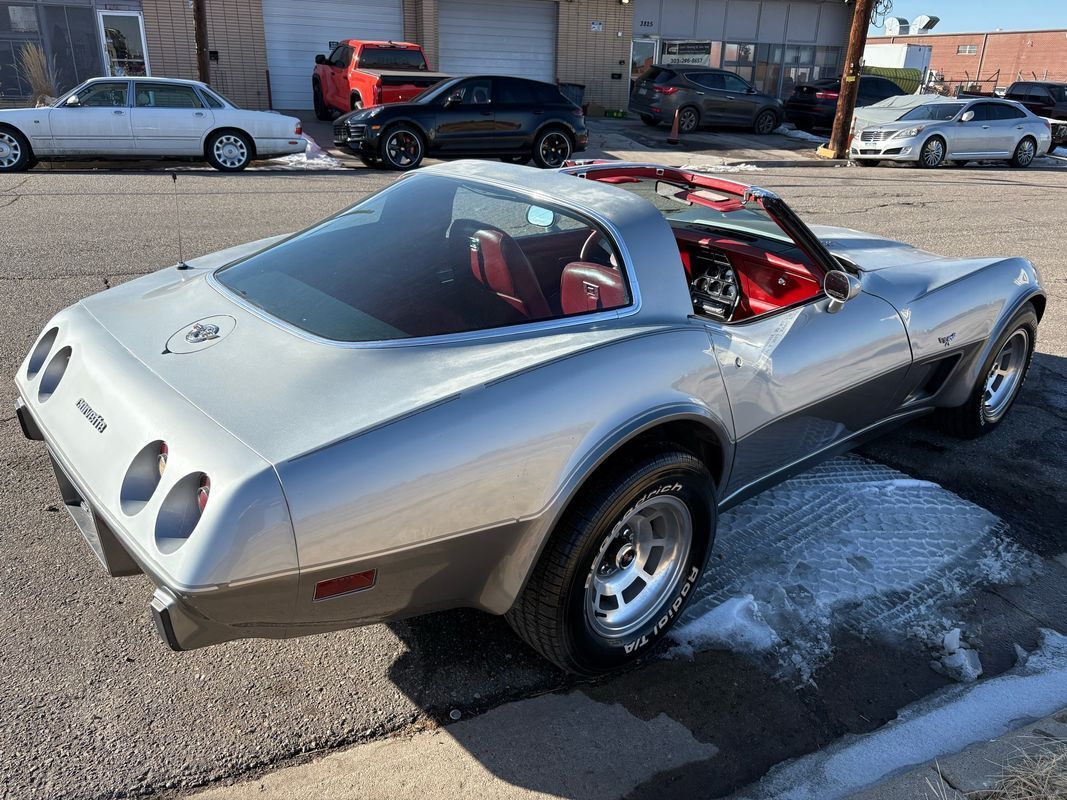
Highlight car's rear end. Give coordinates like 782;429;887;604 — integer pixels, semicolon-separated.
628;66;682;123
355;42;448;105
783;79;839;131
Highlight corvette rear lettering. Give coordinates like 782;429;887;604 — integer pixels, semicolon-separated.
75;398;107;433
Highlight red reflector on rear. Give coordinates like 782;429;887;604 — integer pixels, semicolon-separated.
314;569;376;600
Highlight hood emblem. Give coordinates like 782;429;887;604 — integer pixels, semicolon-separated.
185;322;220;343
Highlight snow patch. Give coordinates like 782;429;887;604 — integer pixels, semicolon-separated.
682;162;763;173
773;125;828;144
260;133;344;170
731;628;1067;800
672;455;1038;682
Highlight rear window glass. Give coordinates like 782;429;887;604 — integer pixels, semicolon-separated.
641;67;676;85
359;47;427;71
216;175;630;342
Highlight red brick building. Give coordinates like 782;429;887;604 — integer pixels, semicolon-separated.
879;28;1067;91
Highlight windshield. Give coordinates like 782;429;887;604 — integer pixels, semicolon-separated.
359;47;427;71
216;174;630;342
898;102;964;121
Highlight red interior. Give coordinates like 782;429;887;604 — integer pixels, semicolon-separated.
672;226;820;320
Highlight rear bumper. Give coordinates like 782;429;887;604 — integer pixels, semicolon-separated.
255;137;306;158
784;106;833;129
15;396;42;441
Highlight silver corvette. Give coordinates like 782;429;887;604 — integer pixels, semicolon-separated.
15;161;1045;674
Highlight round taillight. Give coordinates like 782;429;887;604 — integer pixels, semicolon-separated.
120;439;168;516
38;346;72;402
197;475;211;513
158;442;169;478
27;327;59;380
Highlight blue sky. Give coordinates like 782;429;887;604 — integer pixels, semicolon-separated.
868;0;1066;35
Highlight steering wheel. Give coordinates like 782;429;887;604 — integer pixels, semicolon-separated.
579;230;618;267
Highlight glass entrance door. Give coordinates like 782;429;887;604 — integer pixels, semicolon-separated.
630;38;658;88
97;11;149;77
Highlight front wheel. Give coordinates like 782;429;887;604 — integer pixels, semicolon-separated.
1010;136;1037;168
378;125;424;170
753;109;778;135
532;128;572;168
1048;143;1057;155
0;127;33;173
506;451;715;675
206;131;253;171
934;306;1037;438
918;136;945;168
358;154;382;169
640;114;660;128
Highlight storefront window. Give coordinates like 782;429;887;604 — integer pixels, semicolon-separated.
631;38;657;83
754;43;782;96
45;6;102;93
722;42;756;82
0;2;40;98
780;45;841;98
98;11;149;77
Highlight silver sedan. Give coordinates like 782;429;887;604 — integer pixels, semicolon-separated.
851;98;1053;168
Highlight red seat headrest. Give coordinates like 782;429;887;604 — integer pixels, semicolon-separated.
561;262;627;315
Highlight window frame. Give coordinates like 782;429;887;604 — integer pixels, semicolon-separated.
134;80;204;109
96;9;150;77
208;174;642;348
956;44;978;55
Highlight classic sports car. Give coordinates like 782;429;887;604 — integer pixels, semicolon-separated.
15;161;1044;675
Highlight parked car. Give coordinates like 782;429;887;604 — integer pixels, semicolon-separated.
0;77;303;173
628;65;783;134
16;160;1045;675
312;39;449;121
333;75;588;170
1002;81;1067;153
850;98;1052;168
784;75;907;131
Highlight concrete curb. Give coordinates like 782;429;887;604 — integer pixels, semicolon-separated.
847;707;1067;799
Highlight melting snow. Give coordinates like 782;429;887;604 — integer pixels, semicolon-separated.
773;125;828;144
260;133;344;171
671;455;1038;682
731;628;1067;800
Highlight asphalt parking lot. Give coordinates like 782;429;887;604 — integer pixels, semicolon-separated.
1;163;1065;799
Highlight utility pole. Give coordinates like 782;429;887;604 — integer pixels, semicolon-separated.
818;0;876;159
193;0;210;84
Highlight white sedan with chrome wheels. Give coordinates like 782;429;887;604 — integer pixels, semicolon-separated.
0;77;304;172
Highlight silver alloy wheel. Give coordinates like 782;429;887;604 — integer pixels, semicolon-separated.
1015;138;1035;166
586;495;693;639
921;138;944;167
0;131;21;168
538;131;570;167
679;108;699;133
213;134;249;169
755;111;776;134
982;328;1029;422
385;130;421;167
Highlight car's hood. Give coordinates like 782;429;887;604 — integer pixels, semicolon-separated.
77;239;654;465
336;104;416;124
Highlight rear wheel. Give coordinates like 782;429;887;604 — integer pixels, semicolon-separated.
533;128;572;168
0;127;32;172
206;130;252;171
677;106;700;134
312;83;329;121
753;109;778;135
853;159;879;167
1010;136;1036;168
379;124;424;170
918;136;945;168
640;114;660;127
506;451;715;675
934;306;1037;438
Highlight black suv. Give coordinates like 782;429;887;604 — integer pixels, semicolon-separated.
333;75;588;170
784;75;906;131
629;66;784;134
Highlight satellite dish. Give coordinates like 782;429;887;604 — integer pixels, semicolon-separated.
885;17;910;36
912;15;940;33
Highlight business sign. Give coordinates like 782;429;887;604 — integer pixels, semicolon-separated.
661;41;712;67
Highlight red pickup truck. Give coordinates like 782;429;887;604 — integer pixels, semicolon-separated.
312;40;450;120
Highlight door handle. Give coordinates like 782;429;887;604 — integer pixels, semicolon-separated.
194;112;205;117
695;91;705;96
981;125;991;129
725;96;735;100
479;111;491;116
113;110;125;116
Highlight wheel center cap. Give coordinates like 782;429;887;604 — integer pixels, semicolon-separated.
615;544;636;570
0;144;10;158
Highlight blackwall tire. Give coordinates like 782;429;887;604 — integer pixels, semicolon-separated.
0;127;32;173
532;128;572;168
206;131;253;171
379;125;424;171
934;305;1037;438
506;451;715;675
640;114;660;127
918;136;946;168
313;84;329;121
1010;136;1036;168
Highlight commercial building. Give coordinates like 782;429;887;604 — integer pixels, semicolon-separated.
878;28;1067;92
1;0;854;112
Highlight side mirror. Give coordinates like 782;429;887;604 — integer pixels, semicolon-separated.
445;92;463;107
64;95;81;107
960;110;974;123
747;87;756;94
823;270;862;313
315;54;327;65
526;205;555;226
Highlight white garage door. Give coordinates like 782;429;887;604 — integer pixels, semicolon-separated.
262;0;404;110
439;0;557;83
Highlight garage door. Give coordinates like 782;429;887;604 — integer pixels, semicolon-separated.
262;0;403;109
439;0;556;83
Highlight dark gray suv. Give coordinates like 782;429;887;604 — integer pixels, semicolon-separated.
629;65;783;134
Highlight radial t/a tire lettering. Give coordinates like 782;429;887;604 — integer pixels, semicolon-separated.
506;451;716;675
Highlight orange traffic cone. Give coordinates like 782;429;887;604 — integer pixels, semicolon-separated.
667;108;681;146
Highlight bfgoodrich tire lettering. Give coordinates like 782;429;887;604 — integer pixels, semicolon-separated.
506;451;715;675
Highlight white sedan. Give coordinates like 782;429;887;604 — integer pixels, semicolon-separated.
0;77;304;172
